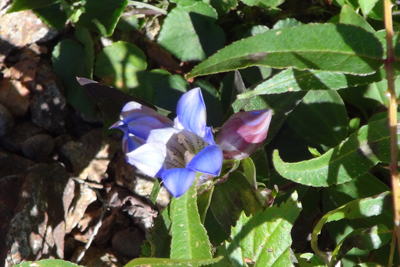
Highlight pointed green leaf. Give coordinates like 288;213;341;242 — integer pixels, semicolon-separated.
273;117;393;187
187;23;384;78
339;5;375;33
311;192;392;264
124;256;224;267
7;0;59;12
170;182;212;259
197;187;214;224
33;3;68;30
150;207;172;258
241;157;257;188
330;224;391;267
287;90;348;147
209;171;262;237
237;68;383;99
158;2;225;61
94;41;147;91
211;191;302;267
52;39;96;117
74;0;127;36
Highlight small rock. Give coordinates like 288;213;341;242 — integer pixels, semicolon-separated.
111;227;145;258
0;103;14;137
30;80;67;134
3;163;69;267
0;10;58;60
0;150;35;179
60;129;103;174
0;78;31;117
21;134;55;160
1;121;43;153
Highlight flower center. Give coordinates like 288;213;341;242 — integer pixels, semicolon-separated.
165;130;208;170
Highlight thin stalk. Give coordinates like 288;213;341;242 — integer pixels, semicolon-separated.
384;0;400;257
128;1;167;15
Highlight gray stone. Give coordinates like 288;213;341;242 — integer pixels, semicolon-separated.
0;103;14;137
30;80;67;134
3;163;70;267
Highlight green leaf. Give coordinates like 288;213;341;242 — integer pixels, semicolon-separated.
150;206;172;258
241;0;285;8
12;259;83;267
286;90;348;147
170;181;212;259
7;0;59;12
295;253;326;267
94;41;147;90
326;173;390;206
311;191;392;264
187;23;384;78
197;187;214;224
339;5;375;32
33;2;68;29
158;2;225;61
209;171;262;238
52;39;96;117
272;18;303;29
359;0;380;17
273;117;392;187
330;224;391;267
74;0;128;36
241;157;257;188
211;191;302;267
124;256;224;267
150;178;161;205
237;68;383;99
135;69;189;108
209;0;238;15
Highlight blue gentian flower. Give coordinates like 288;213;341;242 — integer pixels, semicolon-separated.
118;88;223;198
110;102;173;154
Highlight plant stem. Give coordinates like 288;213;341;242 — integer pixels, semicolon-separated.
384;0;400;258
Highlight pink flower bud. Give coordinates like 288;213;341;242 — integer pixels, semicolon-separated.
215;109;272;160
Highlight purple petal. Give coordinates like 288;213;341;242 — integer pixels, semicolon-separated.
187;145;222;176
202;127;215;145
122;133;145;153
125;142;166;177
121;102;173;125
176;88;207;137
128;116;164;140
161;168;196;198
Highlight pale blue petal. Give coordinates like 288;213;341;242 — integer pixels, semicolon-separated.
176;88;207;137
187;145;222;176
125;142;166;177
128;116;164;140
161;168;196;198
147;127;179;144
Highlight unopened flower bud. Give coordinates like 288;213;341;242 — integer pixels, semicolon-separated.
215;109;272;160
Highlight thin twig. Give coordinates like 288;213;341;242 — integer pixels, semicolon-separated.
383;0;400;258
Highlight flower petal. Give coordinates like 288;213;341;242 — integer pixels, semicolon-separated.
128;116;164;140
125;141;166;177
187;145;222;176
147;127;179;144
121;101;173;125
161;168;196;198
123;133;145;153
176;88;207;137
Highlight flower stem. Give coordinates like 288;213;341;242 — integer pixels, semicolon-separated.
384;0;400;258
